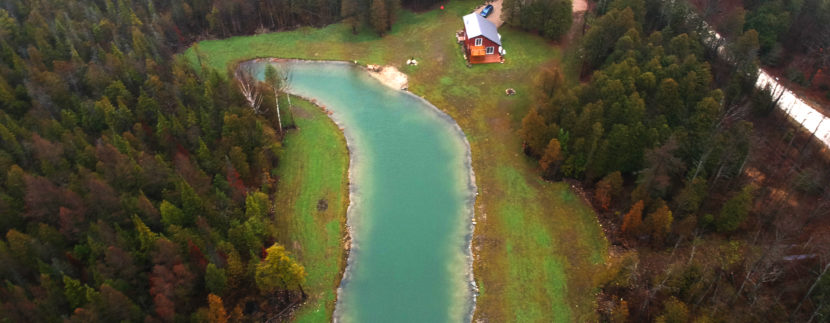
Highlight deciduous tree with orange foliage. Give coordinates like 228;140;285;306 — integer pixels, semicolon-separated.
208;294;228;323
645;204;673;245
520;108;550;158
595;171;623;211
539;138;564;179
621;200;644;238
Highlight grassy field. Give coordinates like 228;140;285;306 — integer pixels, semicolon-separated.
272;98;349;322
186;1;607;320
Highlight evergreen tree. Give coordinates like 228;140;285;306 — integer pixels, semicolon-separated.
370;0;389;35
0;0;357;319
63;275;93;309
715;185;754;232
205;263;227;295
542;0;573;40
341;0;361;34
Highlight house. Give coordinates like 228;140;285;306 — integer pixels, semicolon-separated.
459;13;504;64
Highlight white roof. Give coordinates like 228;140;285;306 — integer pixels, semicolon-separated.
463;13;501;45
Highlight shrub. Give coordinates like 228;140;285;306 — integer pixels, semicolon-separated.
793;168;824;195
786;67;807;86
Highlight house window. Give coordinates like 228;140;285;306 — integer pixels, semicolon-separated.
475;38;483;46
486;46;495;55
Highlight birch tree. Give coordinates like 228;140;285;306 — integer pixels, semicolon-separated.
235;64;264;114
265;65;285;135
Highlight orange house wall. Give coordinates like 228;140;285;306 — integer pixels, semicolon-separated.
463;35;502;64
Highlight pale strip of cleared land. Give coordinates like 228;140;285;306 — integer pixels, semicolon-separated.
757;70;830;147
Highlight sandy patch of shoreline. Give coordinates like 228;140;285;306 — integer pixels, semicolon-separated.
366;65;409;90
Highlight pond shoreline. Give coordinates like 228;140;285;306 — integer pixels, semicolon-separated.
247;58;479;322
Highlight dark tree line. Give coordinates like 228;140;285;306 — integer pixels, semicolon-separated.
741;0;830;66
1;0;348;54
520;0;830;321
523;3;758;202
400;0;444;10
516;0;830;320
0;0;316;321
502;0;573;40
342;0;400;35
696;0;830;87
158;0;342;41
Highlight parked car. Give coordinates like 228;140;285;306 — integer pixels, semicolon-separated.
481;4;494;18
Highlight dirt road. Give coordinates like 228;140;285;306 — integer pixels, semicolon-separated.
473;0;587;28
474;0;504;27
573;0;587;12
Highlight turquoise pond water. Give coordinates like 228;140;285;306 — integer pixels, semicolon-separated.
250;60;477;322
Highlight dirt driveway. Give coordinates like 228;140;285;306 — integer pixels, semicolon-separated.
573;0;587;12
473;0;588;28
474;0;504;27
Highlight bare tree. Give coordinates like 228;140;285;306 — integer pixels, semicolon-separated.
264;64;292;135
789;230;830;320
733;230;785;305
236;64;264;114
793;258;830;319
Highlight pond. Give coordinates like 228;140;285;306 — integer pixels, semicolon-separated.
248;60;477;322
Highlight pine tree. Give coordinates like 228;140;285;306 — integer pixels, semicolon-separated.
178;180;203;219
386;0;400;27
341;0;361;34
160;200;189;227
542;0;573;40
205;263;227;295
501;0;520;25
133;214;159;253
370;0;389;35
63;275;93;309
715;185;754;232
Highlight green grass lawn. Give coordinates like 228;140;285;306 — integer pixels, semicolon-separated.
187;1;607;320
272;98;349;322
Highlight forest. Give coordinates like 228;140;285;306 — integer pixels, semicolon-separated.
2;0;830;321
689;0;830;103
0;0;349;321
501;0;573;40
519;0;830;321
